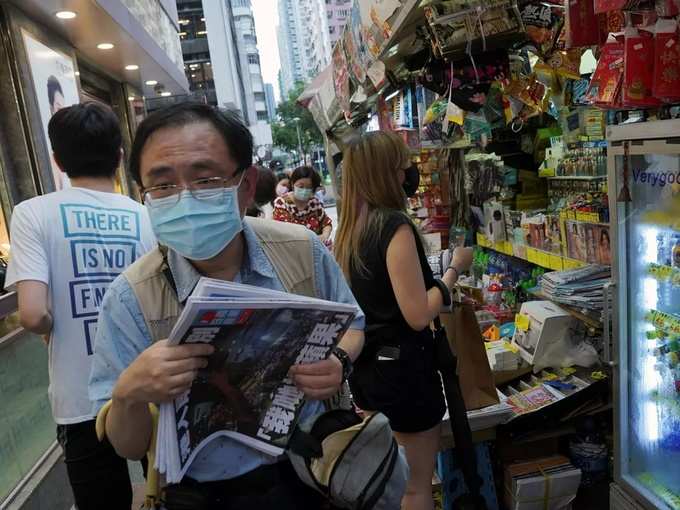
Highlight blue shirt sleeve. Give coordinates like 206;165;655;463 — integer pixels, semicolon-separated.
310;234;365;331
88;275;153;414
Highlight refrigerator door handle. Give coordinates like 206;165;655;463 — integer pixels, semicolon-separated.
603;281;616;367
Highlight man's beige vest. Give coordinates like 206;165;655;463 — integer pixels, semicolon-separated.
122;217;317;342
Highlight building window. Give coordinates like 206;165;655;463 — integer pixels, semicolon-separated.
254;92;266;101
257;111;269;121
185;61;215;94
248;54;260;64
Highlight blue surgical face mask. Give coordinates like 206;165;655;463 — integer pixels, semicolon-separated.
294;186;314;201
146;176;244;261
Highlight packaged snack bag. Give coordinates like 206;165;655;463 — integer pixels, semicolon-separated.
521;1;564;56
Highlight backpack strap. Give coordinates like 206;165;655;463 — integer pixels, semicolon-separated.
245;217;316;298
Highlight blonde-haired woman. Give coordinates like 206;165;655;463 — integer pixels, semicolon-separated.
335;132;472;510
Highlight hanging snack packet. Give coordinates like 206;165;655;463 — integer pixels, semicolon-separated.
504;73;549;111
585;35;625;106
623;27;660;107
652;19;680;103
535;49;583;80
423;99;449;125
521;1;564;56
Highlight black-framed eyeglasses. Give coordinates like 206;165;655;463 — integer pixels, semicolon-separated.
142;172;244;207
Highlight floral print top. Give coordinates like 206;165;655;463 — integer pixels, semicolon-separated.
272;194;332;235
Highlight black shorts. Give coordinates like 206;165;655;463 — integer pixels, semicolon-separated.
349;328;446;434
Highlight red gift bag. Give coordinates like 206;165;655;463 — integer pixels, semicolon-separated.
586;35;625;106
566;0;602;47
594;0;633;13
652;20;680;103
623;27;661;107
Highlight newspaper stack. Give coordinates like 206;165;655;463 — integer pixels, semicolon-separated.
485;340;520;371
504;455;582;510
155;277;357;484
539;264;611;311
443;390;513;432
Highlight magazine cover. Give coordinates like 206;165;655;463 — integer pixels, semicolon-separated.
168;301;356;481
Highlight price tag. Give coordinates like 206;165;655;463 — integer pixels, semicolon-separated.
515;313;531;332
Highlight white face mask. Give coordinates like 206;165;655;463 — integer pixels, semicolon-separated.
293;186;313;201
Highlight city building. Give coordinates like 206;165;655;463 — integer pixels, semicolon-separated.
0;1;188;507
326;0;352;46
177;0;272;148
277;0;333;99
264;83;277;121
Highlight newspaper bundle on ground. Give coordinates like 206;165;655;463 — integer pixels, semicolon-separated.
504;455;582;510
539;265;611;311
155;277;357;484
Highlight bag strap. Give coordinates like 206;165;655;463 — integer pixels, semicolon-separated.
434;318;485;507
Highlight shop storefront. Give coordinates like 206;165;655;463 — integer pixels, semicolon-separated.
0;1;188;507
304;1;680;509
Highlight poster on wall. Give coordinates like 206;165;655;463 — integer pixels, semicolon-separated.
22;30;80;191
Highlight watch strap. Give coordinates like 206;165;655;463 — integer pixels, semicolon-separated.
331;346;353;381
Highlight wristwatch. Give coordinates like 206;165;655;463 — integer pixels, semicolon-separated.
331;346;353;381
433;279;452;307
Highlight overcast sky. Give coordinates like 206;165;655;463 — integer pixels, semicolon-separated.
251;0;281;103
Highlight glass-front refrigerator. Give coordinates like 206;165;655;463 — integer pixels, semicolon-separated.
608;120;680;510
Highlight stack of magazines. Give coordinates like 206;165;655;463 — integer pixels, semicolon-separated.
539;265;611;312
155;277;357;484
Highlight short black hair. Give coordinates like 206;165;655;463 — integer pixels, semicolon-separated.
290;166;321;189
129;102;253;186
254;166;277;206
47;75;63;108
48;102;122;179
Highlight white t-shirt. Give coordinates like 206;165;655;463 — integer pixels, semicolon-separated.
5;187;156;424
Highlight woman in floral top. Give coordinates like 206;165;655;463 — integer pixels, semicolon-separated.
273;166;333;245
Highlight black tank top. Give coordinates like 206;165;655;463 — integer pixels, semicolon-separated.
349;210;436;330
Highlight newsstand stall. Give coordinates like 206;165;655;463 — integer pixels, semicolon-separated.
304;1;680;509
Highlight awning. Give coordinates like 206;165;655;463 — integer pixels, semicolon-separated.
7;0;189;97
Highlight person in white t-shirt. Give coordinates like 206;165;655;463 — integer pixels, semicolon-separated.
5;102;156;509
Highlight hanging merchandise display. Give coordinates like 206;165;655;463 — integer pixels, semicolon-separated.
622;26;659;107
565;0;602;48
653;19;680;103
585;35;625;107
423;0;526;59
332;40;353;120
520;0;565;57
302;0;680;507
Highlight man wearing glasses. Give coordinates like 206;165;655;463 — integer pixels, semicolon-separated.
89;103;365;509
